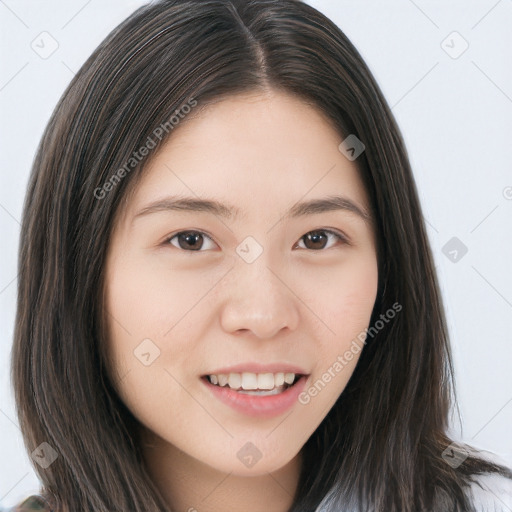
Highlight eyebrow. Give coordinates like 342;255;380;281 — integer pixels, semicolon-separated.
132;194;372;225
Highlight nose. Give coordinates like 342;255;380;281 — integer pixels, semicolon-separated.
219;255;300;339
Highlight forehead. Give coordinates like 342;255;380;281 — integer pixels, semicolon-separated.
117;90;372;229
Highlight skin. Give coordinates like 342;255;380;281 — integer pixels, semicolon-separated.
103;90;379;512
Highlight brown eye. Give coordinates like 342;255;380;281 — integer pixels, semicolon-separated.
167;231;216;251
296;229;347;251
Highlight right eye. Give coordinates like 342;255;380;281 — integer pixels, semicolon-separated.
165;230;217;252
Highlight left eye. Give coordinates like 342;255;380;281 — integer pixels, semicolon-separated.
164;229;348;252
295;229;348;250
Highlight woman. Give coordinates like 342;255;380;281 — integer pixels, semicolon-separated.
8;0;512;511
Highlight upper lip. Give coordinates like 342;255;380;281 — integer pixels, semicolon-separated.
203;362;309;376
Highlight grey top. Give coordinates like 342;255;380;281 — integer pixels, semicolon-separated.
314;471;512;512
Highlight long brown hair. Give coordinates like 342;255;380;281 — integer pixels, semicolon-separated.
11;1;511;511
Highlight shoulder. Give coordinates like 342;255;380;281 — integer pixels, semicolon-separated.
0;495;52;511
464;471;512;511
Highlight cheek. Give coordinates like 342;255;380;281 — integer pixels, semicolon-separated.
106;258;172;333
102;259;169;391
105;254;204;347
297;258;378;411
317;251;378;335
310;253;378;374
102;262;193;429
336;266;378;333
103;256;212;392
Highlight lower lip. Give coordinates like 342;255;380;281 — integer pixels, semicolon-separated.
201;375;308;418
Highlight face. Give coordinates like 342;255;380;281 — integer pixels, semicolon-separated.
103;90;378;478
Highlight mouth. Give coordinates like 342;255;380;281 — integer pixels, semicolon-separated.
200;371;310;417
200;371;306;396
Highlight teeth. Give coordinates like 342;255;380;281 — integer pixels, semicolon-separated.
238;387;285;396
284;373;295;385
257;373;274;390
242;372;258;390
207;372;299;391
228;373;241;389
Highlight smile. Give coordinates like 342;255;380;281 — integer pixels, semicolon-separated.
206;371;301;395
201;373;309;418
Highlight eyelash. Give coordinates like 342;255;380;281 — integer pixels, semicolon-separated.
163;228;349;252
